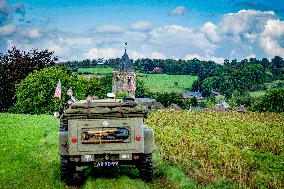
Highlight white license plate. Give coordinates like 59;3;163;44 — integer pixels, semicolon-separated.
81;155;94;162
96;161;119;167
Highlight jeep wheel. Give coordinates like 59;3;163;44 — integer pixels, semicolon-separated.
60;156;69;182
60;156;84;185
139;154;153;182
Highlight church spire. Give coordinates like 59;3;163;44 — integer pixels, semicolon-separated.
124;42;127;54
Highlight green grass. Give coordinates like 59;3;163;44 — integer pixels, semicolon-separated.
78;67;114;75
249;90;266;97
139;74;198;93
0;114;64;189
0;113;196;189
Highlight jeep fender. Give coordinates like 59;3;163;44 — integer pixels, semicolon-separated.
143;126;154;154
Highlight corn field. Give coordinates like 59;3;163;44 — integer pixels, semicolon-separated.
146;110;284;188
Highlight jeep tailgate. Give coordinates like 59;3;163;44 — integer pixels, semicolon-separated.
68;118;144;155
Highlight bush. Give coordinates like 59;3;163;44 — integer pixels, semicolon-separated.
11;66;87;114
251;88;284;112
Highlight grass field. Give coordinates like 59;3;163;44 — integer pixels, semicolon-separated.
138;74;198;93
0;113;195;189
1;112;283;188
249;90;266;97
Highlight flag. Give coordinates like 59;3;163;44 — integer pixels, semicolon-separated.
129;79;136;93
54;80;61;99
67;87;73;97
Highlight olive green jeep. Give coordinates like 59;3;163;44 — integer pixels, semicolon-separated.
58;99;154;185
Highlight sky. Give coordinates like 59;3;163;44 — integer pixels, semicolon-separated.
1;0;284;63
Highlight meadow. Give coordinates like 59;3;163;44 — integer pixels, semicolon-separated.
77;67;198;93
138;74;198;93
0;111;283;188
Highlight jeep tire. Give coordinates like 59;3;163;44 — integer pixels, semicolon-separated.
60;156;84;185
139;154;153;182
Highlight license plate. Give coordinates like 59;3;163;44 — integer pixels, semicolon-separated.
96;161;119;167
81;154;94;162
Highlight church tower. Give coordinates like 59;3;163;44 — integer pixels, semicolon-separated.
112;45;136;98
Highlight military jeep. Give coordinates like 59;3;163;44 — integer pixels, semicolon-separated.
59;99;154;185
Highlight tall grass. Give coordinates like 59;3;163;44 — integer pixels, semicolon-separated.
146;111;284;188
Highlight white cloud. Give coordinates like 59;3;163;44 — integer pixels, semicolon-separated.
84;48;123;59
0;24;15;35
246;54;256;59
260;19;284;57
150;25;217;55
220;9;275;35
184;54;225;64
59;37;93;46
171;6;187;16
46;41;68;55
150;52;166;59
202;22;219;42
130;21;152;32
83;47;166;60
95;25;124;33
23;28;41;39
207;9;280;59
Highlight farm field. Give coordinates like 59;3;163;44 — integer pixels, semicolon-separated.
138;74;198;93
1;112;283;188
147;111;284;189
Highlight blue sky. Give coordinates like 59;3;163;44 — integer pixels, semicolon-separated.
1;0;284;62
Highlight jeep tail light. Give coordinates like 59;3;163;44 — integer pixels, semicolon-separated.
135;135;141;141
71;137;77;143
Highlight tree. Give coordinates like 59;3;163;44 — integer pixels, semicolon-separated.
85;75;112;99
11;66;87;114
0;47;57;111
135;78;151;98
251;88;284;113
271;56;284;79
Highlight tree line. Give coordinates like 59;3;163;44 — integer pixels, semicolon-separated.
61;56;284;97
1;46;284;113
